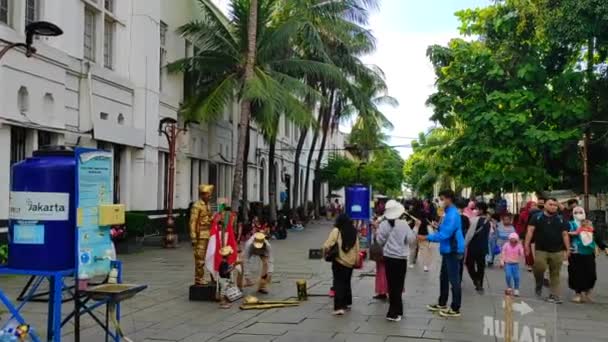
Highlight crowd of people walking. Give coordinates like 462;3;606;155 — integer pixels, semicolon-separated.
323;189;605;321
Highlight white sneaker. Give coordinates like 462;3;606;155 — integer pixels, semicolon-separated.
408;264;415;269
386;315;402;322
423;266;429;272
514;289;520;297
332;309;345;316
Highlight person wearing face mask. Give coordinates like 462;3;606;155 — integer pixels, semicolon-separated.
464;202;491;293
463;200;478;219
567;207;597;303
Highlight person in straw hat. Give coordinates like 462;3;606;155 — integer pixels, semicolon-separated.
375;200;418;322
190;184;214;285
243;232;274;294
218;245;235;308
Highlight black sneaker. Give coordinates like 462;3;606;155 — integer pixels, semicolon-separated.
535;285;542;297
476;287;485;294
373;294;388;300
546;295;563;304
427;304;447;312
439;308;461;318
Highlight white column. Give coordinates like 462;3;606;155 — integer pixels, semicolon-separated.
25;129;36;157
129;0;161;210
0;125;10;220
120;147;132;210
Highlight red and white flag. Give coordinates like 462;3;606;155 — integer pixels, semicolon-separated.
205;212;238;274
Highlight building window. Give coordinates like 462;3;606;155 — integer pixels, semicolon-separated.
117;113;124;125
104;0;113;12
25;0;39;27
84;8;96;61
10;127;27;166
100;112;109;120
159;21;168;92
259;160;265;202
1;0;9;25
103;19;114;69
17;86;29;114
38;130;52;148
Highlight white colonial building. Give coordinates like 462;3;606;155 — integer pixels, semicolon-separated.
0;0;344;232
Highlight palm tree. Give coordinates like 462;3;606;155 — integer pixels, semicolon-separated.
344;68;397;161
288;0;380;216
169;0;342;213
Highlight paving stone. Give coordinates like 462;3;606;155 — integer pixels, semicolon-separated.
385;337;438;342
220;333;279;341
273;330;335;342
237;323;293;336
289;318;360;333
332;333;387;342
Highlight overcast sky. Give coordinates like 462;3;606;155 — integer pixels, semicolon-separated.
211;0;491;158
361;0;491;158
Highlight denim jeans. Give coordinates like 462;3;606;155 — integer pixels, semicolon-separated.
505;263;520;289
438;253;463;311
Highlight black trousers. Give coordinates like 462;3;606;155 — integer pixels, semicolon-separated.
466;253;486;288
332;261;353;310
384;257;408;318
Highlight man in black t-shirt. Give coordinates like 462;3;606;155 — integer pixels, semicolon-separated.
524;198;570;303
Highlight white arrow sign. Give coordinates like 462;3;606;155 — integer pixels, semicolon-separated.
502;300;534;316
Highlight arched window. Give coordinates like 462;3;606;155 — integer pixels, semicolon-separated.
18;86;29;114
259;159;265;202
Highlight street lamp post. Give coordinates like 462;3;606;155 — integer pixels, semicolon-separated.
579;121;608;213
579;133;590;213
0;21;63;61
158;118;191;248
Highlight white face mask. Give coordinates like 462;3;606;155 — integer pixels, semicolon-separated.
574;213;586;221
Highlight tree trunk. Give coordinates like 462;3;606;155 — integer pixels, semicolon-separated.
292;127;307;209
230;0;258;212
304;109;323;218
313;91;335;217
268;136;277;223
241;124;251;223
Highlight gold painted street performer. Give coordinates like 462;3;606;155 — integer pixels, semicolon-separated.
190;184;214;285
244;232;274;294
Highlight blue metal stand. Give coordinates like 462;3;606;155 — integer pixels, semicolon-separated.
63;261;123;342
0;267;74;342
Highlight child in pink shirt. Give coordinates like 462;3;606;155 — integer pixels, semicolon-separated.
500;232;524;296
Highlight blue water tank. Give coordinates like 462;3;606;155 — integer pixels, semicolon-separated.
345;184;371;220
8;146;76;270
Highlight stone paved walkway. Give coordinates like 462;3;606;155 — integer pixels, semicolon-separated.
2;220;608;341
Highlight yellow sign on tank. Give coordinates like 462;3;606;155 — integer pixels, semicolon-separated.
98;204;126;226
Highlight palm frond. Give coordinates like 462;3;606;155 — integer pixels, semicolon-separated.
182;73;239;122
373;95;399;108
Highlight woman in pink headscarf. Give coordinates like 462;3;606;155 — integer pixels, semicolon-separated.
463;200;478;218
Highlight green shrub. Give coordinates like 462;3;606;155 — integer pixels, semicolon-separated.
125;212;149;237
0;244;7;264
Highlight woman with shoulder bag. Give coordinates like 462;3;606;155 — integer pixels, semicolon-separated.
376;200;418;322
323;214;360;315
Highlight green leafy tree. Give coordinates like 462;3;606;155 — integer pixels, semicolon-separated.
425;1;587;193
